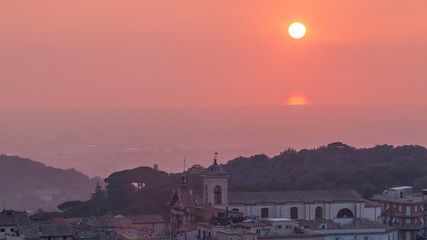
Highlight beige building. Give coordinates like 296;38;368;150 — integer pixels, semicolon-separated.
201;159;381;223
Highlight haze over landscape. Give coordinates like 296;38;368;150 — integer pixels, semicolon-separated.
1;105;426;177
1;1;427;175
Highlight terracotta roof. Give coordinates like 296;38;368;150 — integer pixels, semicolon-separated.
176;223;213;233
40;224;73;236
178;187;194;208
229;189;365;204
217;229;256;235
18;224;73;238
18;225;40;239
0;211;30;226
232;221;270;228
298;218;396;231
83;216;116;228
353;218;396;231
365;200;381;207
52;218;66;224
72;224;93;231
298;219;340;230
131;214;165;224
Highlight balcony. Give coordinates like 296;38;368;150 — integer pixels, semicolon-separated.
392;224;424;230
391;212;423;218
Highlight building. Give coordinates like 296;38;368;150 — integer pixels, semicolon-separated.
17;224;73;240
201;158;381;222
0;210;30;240
371;186;426;240
298;218;397;240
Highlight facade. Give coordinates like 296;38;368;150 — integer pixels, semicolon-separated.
201;159;381;223
371;186;426;240
0;210;30;240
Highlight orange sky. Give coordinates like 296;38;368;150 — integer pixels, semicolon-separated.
1;0;427;108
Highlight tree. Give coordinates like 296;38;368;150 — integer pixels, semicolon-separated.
57;201;83;211
91;181;106;200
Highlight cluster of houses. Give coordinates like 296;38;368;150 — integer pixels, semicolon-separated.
0;211;167;240
2;158;427;240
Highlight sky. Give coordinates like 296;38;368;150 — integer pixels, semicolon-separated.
1;1;427;176
1;0;427;109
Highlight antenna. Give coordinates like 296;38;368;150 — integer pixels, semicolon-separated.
183;157;186;172
214;152;218;164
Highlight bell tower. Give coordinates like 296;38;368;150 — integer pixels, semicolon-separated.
201;153;229;206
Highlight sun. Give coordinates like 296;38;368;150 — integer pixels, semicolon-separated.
288;22;306;39
285;91;310;105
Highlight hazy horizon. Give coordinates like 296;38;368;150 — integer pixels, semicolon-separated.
1;104;426;178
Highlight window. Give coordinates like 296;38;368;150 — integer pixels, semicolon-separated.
214;185;222;204
261;208;269;218
406;206;411;215
204;185;208;204
0;229;4;232
256;229;261;235
285;225;292;229
290;207;298;219
364;237;369;240
231;208;239;212
315;207;323;219
10;228;14;232
303;225;309;229
337;208;353;218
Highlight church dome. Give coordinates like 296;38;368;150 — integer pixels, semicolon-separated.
202;156;228;176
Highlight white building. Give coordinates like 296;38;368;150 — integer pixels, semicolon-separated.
202;159;381;223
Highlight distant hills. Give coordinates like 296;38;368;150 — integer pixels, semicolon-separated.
0;154;101;212
60;142;427;218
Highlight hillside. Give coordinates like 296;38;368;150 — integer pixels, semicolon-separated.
60;142;427;217
225;142;427;196
0;154;101;212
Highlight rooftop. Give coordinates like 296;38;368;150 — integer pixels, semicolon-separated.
390;186;412;190
228;189;366;204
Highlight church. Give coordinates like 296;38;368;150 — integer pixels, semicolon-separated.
169;156;382;235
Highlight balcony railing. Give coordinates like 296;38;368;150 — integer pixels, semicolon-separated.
392;224;424;230
391;212;423;217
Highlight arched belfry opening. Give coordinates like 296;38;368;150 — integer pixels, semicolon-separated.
214;185;222;204
201;152;229;205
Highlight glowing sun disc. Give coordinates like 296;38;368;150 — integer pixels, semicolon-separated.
285;91;310;105
288;22;306;39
